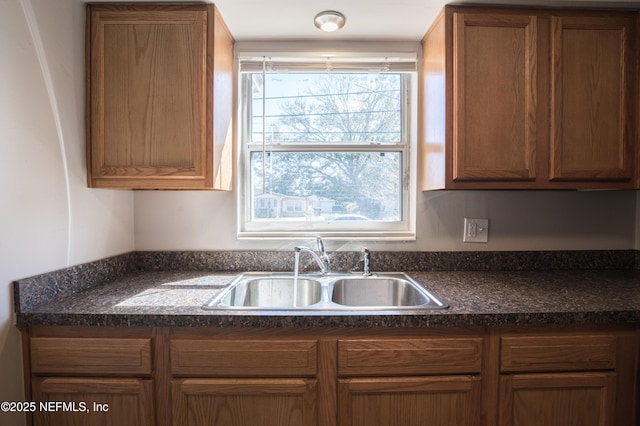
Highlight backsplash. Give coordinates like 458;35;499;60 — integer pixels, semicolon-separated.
14;249;637;313
136;250;636;273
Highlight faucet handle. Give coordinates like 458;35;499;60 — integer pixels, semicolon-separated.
316;237;331;273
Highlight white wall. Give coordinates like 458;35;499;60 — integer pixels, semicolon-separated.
135;189;637;252
0;1;134;424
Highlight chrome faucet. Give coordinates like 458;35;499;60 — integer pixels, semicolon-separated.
362;247;372;276
294;237;331;274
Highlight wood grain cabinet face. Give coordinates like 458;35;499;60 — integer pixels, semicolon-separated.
421;6;638;190
170;339;318;377
30;337;153;376
338;337;483;376
452;12;539;183
500;335;617;373
338;376;482;426
32;377;155;426
550;15;636;182
499;372;616;426
21;326;638;426
498;331;636;426
169;339;319;426
86;4;234;189
172;378;317;426
337;338;483;426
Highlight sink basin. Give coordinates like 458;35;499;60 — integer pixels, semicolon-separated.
331;276;438;308
207;276;322;308
202;272;448;311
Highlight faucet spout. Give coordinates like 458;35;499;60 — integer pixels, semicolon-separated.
294;246;330;274
294;237;330;274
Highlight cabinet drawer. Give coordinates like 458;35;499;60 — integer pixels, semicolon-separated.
171;340;317;377
30;337;152;375
500;335;617;373
338;338;483;376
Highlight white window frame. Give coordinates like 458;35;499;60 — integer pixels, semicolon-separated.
237;54;417;241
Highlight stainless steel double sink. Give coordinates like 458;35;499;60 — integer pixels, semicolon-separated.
202;272;448;311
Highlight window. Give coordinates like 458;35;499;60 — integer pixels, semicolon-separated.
238;55;416;240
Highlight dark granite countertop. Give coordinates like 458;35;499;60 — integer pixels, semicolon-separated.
15;263;640;328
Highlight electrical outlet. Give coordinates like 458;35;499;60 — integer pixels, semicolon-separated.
463;218;489;243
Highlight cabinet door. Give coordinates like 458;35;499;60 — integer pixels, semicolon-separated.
87;5;233;189
499;372;616;426
338;376;481;426
550;15;635;182
32;377;154;426
452;12;538;182
172;378;317;426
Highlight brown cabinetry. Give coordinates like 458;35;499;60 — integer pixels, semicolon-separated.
339;376;481;426
550;15;635;183
172;378;317;426
20;325;638;426
421;6;638;190
86;4;234;189
337;338;483;426
170;337;319;426
497;330;637;426
32;377;154;426
27;331;155;426
499;372;616;426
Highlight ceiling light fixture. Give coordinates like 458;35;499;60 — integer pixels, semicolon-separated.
314;11;346;33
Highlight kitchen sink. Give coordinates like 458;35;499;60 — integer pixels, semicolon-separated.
202;272;448;311
208;277;322;308
331;276;434;307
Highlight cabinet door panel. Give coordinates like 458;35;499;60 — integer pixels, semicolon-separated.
171;339;317;377
32;377;154;426
499;372;616;426
31;337;152;376
87;4;234;189
550;15;635;181
453;12;538;181
338;376;481;426
172;378;317;426
90;7;206;186
338;338;482;376
500;334;616;373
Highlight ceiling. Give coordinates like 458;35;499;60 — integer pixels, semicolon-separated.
211;0;640;41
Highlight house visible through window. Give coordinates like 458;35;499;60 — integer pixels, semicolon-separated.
238;55;416;239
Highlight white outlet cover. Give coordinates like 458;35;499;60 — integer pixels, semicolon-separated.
463;218;489;243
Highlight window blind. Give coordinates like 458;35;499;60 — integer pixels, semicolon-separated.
239;54;417;73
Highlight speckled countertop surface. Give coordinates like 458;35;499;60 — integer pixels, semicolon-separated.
15;260;640;328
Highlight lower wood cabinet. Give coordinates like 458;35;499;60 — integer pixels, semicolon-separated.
20;325;638;426
499;372;616;426
497;329;637;426
338;376;481;426
32;377;154;426
172;378;317;426
336;336;483;426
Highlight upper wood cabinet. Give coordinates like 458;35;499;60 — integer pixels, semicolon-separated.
86;4;234;189
421;6;638;190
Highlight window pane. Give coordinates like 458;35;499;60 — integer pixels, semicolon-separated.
251;152;401;221
251;73;402;143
